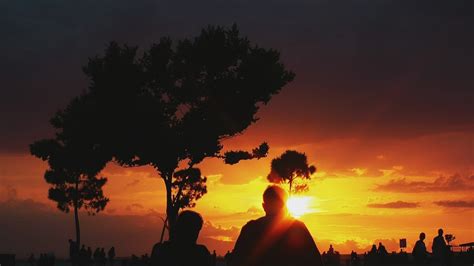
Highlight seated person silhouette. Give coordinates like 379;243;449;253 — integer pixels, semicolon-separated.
230;185;323;266
150;210;212;266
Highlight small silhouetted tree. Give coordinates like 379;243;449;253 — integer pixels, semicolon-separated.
267;150;316;195
30;139;109;248
445;234;455;245
36;24;293;240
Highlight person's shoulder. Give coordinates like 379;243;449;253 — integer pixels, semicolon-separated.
289;218;309;230
242;217;265;229
152;241;171;253
195;244;211;255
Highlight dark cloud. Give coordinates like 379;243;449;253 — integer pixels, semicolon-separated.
375;174;474;193
434;200;474;208
0;198;163;258
0;0;473;152
0;197;239;257
367;201;419;208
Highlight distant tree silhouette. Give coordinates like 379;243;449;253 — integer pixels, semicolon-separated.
267;150;316;195
33;24;294;240
30;139;109;249
445;234;455;245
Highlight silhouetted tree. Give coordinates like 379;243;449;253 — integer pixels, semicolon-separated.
267;150;316;195
30;139;109;248
445;234;455;245
35;24;293;239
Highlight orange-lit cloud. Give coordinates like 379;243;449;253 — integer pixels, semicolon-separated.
367;201;420;209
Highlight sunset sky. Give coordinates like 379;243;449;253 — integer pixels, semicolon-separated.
1;0;473;258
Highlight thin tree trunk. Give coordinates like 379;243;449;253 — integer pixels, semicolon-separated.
159;216;168;243
165;176;176;241
74;180;81;248
289;179;293;196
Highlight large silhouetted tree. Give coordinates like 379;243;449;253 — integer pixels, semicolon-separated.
267;150;316;195
30;139;109;248
34;24;294;239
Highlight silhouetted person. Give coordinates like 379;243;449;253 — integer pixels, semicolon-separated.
69;239;79;265
79;245;87;266
432;228;447;266
377;242;388;255
94;248;101;265
230;185;323;266
100;248;106;265
28;254;36;266
141;254;149;265
350;251;359;266
150;210;212;266
108;247;116;266
87;247;92;264
369;245;377;255
211;250;217;266
413;232;428;265
224;251;232;264
328;244;335;255
366;245;379;265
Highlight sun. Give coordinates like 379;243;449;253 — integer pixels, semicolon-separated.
286;196;312;218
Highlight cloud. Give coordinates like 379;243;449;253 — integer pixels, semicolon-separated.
201;221;240;242
367;201;419;208
0;183;18;201
126;179;140;187
375;174;474;193
434;200;474;208
125;203;144;211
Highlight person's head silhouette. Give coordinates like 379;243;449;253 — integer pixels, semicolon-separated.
438;228;443;236
175;210;204;245
262;185;288;217
419;232;425;240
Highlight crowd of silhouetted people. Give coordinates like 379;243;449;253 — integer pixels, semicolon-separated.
26;253;56;266
11;186;474;266
67;241;116;266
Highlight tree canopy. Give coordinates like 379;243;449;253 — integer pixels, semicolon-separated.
30;138;109;248
32;24;294;239
267;150;316;195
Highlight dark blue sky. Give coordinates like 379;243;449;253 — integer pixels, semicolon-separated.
1;0;473;152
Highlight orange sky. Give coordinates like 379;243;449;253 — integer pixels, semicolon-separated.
1;0;473;258
1;123;472;257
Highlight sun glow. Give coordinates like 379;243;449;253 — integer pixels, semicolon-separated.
286;196;312;218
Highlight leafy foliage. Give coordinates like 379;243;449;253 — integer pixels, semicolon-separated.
30;139;109;215
267;150;316;195
32;24;294;238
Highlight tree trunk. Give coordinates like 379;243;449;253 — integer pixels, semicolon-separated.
289;179;293;196
74;180;81;248
164;176;178;241
159;216;168;243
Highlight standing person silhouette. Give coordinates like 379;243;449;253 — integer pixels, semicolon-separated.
412;232;428;265
432;228;447;266
68;239;78;266
230;185;323;266
108;247;115;266
150;210;213;266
